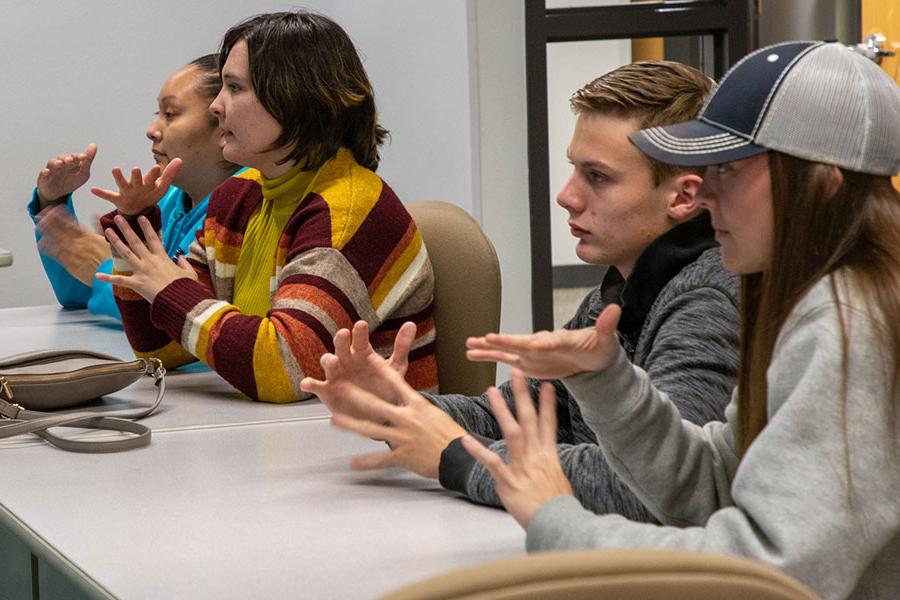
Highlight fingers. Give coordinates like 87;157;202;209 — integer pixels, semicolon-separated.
90;186;119;202
299;376;327;396
95;272;134;287
332;327;353;364
331;411;394;442
82;143;98;166
510;370;539;441
112;215;152;259
157;158;182;188
349;320;372;355
537;382;559;447
389;321;416;369
350;449;397;471
103;226;140;265
176;255;197;279
130;167;145;188
465;348;520;366
486;386;524;457
136;215;164;253
595;303;622;337
460;434;509;479
111;167;129;191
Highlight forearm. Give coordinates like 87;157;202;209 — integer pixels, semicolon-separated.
565;349;738;526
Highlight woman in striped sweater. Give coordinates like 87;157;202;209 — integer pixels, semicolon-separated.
94;11;438;403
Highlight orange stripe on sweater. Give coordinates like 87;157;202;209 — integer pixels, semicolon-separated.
367;221;416;295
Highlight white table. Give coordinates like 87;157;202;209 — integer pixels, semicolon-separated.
0;307;524;599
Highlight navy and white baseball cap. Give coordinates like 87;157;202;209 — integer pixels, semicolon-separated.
630;41;900;176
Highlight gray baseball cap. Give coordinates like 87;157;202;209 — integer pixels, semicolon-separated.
630;41;900;176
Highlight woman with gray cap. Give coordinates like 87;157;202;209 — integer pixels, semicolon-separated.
462;41;900;600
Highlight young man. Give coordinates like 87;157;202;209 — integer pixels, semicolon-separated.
302;61;739;520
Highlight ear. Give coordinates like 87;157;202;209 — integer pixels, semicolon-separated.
821;164;844;198
664;173;703;223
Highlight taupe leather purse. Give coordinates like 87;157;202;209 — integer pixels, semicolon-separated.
0;349;165;452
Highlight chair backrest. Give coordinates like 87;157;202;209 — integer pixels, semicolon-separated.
381;548;821;600
408;201;501;396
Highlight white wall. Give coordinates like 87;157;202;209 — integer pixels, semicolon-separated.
0;2;493;300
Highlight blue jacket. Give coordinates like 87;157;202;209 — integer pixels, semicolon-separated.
28;185;211;321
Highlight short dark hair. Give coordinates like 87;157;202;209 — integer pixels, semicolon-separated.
188;54;226;129
219;11;388;171
570;61;714;185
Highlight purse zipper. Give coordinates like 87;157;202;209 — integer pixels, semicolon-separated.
0;361;147;386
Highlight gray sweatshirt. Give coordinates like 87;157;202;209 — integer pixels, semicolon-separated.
529;273;900;600
431;215;740;518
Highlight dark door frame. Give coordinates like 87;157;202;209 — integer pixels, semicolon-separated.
525;0;756;331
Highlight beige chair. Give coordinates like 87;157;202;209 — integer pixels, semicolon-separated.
381;549;820;600
408;201;501;396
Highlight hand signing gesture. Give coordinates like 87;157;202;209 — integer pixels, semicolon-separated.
300;320;418;417
304;352;465;479
465;304;623;380
91;158;182;216
36;205;109;286
96;214;196;302
462;370;574;528
36;143;98;207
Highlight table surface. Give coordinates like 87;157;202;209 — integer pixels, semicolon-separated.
0;306;524;598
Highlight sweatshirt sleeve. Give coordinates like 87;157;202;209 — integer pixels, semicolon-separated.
436;285;737;518
530;287;900;600
28;189;93;310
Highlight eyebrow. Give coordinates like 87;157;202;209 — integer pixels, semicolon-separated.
567;153;615;171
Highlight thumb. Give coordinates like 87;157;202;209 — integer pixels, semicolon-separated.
594;303;622;339
177;255;195;274
83;143;98;166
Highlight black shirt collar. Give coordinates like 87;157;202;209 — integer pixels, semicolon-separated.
600;212;717;337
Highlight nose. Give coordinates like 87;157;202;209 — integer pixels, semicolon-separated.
209;90;225;120
556;173;583;212
695;167;717;211
146;117;161;142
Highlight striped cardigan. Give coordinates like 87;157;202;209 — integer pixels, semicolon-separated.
104;149;438;403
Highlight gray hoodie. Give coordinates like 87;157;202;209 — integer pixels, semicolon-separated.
529;273;900;600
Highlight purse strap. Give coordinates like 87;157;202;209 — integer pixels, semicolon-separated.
0;358;166;453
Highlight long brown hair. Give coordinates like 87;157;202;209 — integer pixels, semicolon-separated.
736;152;900;454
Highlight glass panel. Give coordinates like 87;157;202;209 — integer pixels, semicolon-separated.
546;35;714;278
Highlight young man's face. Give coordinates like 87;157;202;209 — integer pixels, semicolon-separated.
556;113;676;278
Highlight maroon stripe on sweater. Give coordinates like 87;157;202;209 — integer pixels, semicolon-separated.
150;279;216;342
120;298;174;353
277;308;336;354
282;194;333;257
378;304;435;331
279;273;361;324
408;340;437;363
209;313;261;399
341;184;412;285
99;205;162;244
209;178;263;247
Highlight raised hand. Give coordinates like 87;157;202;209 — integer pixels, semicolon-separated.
300;320;418;417
91;158;182;216
465;304;623;380
461;370;574;528
36;205;110;286
36;143;98;206
96;214;197;302
305;355;466;479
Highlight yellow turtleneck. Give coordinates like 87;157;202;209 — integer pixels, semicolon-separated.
232;162;316;317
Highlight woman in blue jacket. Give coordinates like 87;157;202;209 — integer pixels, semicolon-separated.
28;54;239;320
